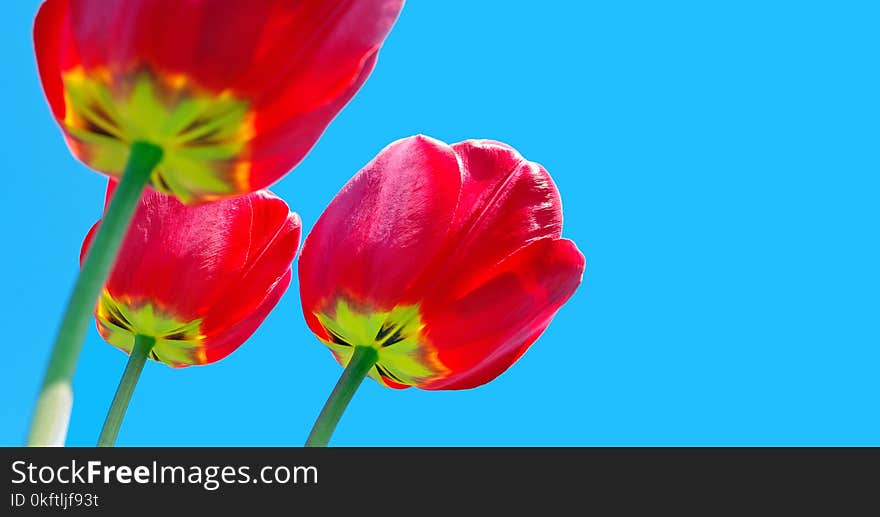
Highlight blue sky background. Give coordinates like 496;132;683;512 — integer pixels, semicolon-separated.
2;1;878;446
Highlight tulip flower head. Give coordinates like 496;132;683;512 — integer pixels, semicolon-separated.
299;136;585;390
35;0;405;203
83;184;302;367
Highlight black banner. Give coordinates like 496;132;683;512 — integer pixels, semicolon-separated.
1;447;876;513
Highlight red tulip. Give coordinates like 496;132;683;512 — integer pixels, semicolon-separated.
299;136;585;390
82;184;301;367
35;0;405;204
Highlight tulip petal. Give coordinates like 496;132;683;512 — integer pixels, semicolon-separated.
247;52;379;192
198;269;293;366
237;0;405;107
299;135;462;341
34;0;69;120
54;0;405;98
422;238;585;390
445;139;563;276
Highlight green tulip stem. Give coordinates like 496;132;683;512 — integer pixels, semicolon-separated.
97;334;156;447
305;346;379;447
27;142;163;446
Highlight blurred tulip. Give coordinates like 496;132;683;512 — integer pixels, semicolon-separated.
35;0;405;203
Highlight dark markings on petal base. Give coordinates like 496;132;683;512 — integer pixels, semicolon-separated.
375;363;404;383
375;322;406;348
326;327;352;347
